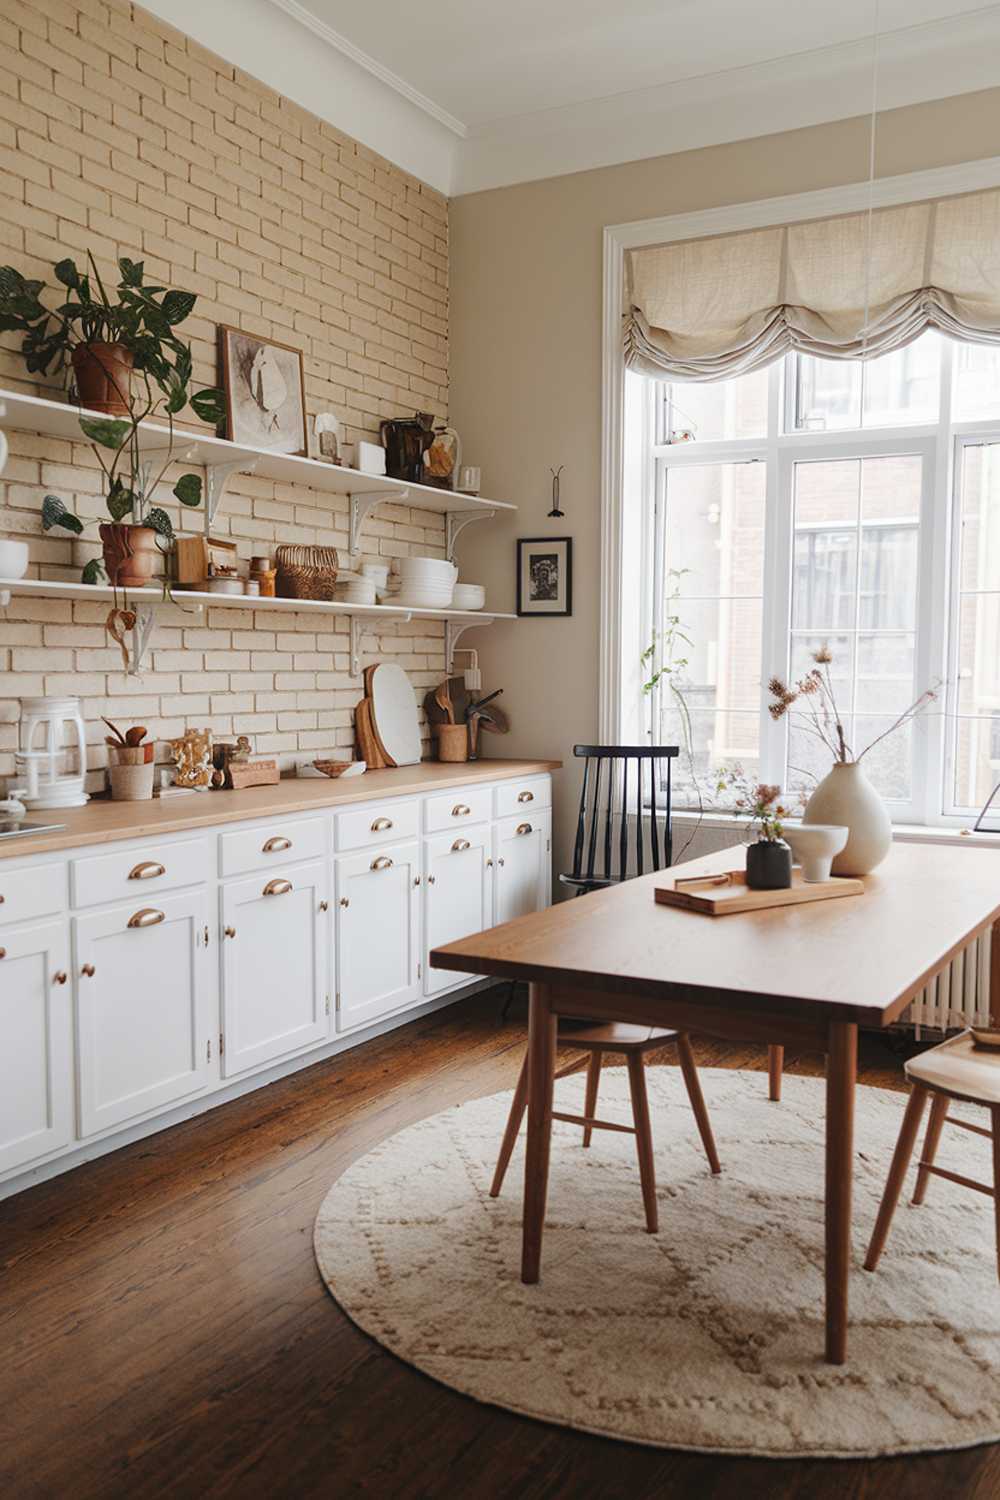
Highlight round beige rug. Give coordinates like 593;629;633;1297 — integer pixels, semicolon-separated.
314;1065;1000;1458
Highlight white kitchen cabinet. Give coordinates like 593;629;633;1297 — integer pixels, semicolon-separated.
336;840;421;1031
74;889;213;1137
0;919;73;1175
494;811;552;925
220;860;330;1076
423;826;493;997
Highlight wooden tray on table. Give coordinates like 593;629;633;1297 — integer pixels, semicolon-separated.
654;868;864;916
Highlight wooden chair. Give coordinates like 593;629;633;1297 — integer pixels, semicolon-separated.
864;1030;1000;1279
491;1023;721;1233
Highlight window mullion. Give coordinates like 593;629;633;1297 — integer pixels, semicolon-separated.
761;360;789;788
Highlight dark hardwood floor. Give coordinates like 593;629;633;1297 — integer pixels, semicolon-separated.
1;991;996;1500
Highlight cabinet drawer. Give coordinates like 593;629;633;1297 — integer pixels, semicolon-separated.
335;798;419;852
220;817;327;877
0;861;66;927
494;775;551;819
423;786;492;833
72;838;209;909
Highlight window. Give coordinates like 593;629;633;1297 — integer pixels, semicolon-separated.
636;331;1000;823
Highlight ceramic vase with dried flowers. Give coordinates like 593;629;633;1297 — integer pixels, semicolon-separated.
715;768;792;890
768;645;938;876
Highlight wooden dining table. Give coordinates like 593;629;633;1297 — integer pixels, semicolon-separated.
431;840;1000;1364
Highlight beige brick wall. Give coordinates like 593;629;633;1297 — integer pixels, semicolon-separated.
0;0;451;790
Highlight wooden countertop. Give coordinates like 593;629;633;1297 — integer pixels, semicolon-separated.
0;759;561;859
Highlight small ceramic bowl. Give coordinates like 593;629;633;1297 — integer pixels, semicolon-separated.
782;823;849;883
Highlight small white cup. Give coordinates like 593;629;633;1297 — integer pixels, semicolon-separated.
782;823;849;882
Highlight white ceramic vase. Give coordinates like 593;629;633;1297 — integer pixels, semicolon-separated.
802;761;891;876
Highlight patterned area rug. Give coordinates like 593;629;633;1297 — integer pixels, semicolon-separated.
314;1066;1000;1458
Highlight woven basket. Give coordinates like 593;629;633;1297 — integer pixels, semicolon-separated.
275;544;339;600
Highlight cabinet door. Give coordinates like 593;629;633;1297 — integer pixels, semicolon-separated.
494;811;552;925
75;889;212;1137
221;860;330;1076
336;841;421;1031
423;826;493;997
0;919;73;1175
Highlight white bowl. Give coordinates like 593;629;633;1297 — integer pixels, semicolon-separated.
452;584;485;610
0;539;29;579
207;576;245;595
399;557;457;580
361;562;389;588
782;823;849;883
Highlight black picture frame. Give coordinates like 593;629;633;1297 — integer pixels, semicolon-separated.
516;536;573;617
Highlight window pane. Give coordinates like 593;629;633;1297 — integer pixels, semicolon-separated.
790;632;853;706
675;598;763;712
793;529;857;630
953;717;1000;811
952;343;1000;421
856;633;917;713
660;705;761;795
958;443;1000;593
664;462;765;595
855;716;912;802
660;369;768;443
956;594;1000;715
791;333;940;431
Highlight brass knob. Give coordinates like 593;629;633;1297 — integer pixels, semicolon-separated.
452;804;470;817
81;963;96;977
339;896;350;908
263;878;292;896
224;926;236;938
370;855;393;871
497;858;505;868
451;838;471;852
129;861;165;881
427;874;436;884
0;946;6;959
54;971;67;985
370;816;393;831
128;908;165;929
319;900;329;912
263;835;292;853
486;858;493;868
516;822;533;836
413;876;421;887
517;790;534;803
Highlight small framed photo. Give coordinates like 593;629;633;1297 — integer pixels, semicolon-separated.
219;326;307;455
517;536;572;616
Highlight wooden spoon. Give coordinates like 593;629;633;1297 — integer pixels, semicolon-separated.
124;725;148;746
101;716;126;746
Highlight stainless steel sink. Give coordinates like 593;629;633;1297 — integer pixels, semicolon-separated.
0;819;67;840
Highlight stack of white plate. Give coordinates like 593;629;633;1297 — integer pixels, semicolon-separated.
334;575;377;606
452;583;485;610
396;556;457;608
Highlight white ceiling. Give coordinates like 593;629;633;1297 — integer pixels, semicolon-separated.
146;0;1000;193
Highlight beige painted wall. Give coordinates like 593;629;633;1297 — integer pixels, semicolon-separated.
450;88;1000;881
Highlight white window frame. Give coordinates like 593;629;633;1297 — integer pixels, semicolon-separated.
601;155;1000;829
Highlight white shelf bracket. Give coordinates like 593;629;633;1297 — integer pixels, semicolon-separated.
446;508;496;562
349;614;369;678
445;616;495;675
205;458;256;530
127;605;157;676
349;488;409;555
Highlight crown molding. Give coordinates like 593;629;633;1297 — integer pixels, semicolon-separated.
266;0;467;138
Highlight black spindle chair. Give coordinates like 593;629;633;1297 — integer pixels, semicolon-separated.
491;742;722;1232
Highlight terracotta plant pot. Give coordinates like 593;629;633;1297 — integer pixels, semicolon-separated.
71;342;134;415
100;523;159;587
745;839;792;890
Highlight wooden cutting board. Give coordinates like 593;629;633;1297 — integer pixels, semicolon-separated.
354;696;390;769
654;867;864;915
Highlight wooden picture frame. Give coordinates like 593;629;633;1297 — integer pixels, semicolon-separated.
218;325;308;456
517;537;572;617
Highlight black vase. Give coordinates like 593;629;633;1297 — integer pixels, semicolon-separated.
745;839;792;891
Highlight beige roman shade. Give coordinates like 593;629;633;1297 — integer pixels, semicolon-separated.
624;187;1000;381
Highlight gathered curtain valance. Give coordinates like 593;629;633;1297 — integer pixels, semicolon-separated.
624;187;1000;381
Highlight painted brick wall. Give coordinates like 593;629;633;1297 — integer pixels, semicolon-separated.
0;0;450;790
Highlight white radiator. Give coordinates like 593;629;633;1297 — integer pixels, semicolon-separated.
903;932;994;1035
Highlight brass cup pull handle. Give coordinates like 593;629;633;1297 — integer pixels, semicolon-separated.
263;878;293;896
516;822;533;836
81;963;96;977
451;838;471;852
319;900;329;912
517;790;534;803
263;836;292;853
129;861;165;881
128;908;165;929
224;926;237;939
370;816;393;832
54;971;67;985
339;897;350;908
451;804;471;817
370;855;393;871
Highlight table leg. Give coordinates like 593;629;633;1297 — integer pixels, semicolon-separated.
825;1020;857;1364
521;982;557;1284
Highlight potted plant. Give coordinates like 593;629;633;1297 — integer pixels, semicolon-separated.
0;254;225;599
0;254;222;420
715;767;792;889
